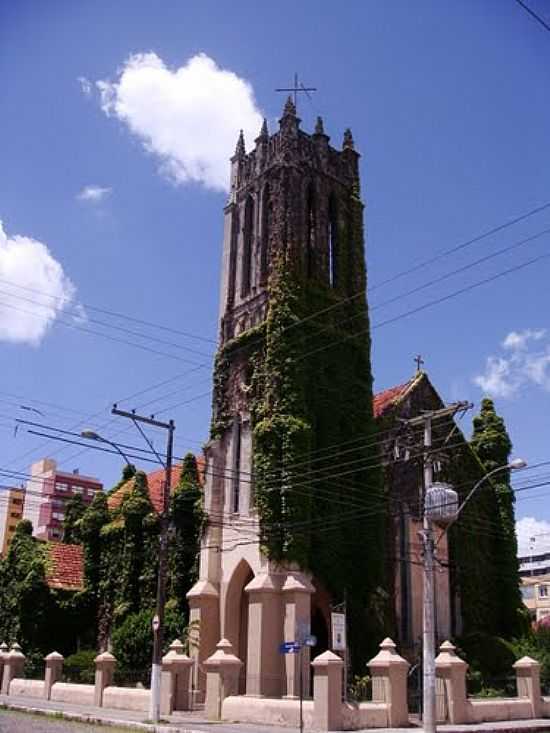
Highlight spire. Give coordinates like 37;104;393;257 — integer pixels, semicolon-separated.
342;128;355;150
283;95;296;117
235;129;245;157
314;116;324;135
257;118;268;141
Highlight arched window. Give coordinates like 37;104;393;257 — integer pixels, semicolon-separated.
241;195;254;297
231;415;242;514
306;184;315;278
260;185;270;284
227;205;239;306
328;195;338;288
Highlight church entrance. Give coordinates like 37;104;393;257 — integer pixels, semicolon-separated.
224;559;254;694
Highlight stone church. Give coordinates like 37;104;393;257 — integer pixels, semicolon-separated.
186;98;494;699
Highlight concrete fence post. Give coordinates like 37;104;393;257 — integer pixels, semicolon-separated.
1;643;25;695
435;640;468;724
160;639;194;715
514;656;542;719
203;638;242;721
0;642;8;692
94;651;116;707
44;651;64;700
367;637;410;727
311;650;344;732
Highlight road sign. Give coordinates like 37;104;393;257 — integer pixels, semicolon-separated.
331;612;346;651
279;641;302;654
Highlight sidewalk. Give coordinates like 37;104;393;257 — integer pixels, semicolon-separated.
2;694;550;733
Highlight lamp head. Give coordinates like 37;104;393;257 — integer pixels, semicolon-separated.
510;458;527;470
81;429;101;441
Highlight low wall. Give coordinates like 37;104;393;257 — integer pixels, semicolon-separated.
341;702;388;730
51;682;94;706
8;679;44;699
468;698;533;723
223;695;314;729
103;686;150;712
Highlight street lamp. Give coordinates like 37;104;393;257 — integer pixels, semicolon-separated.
422;457;527;733
80;430;133;466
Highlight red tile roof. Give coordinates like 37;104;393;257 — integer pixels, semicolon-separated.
46;543;84;590
373;380;414;418
108;456;205;514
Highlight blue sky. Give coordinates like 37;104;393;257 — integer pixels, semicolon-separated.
1;0;549;549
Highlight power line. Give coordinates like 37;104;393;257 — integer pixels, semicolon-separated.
514;0;550;33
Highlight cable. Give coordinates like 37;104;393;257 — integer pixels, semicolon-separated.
514;0;550;33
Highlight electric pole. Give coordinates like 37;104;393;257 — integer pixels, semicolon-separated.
402;401;471;733
111;405;175;724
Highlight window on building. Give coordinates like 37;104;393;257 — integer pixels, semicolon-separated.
10;512;19;519
538;584;549;598
260;184;270;284
52;512;64;521
521;585;535;600
306;184;315;278
227;206;239;306
72;486;84;494
56;482;68;492
12;498;23;506
50;529;61;539
231;416;242;514
241;195;254;297
328;195;338;288
9;525;16;532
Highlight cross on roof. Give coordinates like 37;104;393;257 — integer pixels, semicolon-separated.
275;72;317;111
415;354;425;373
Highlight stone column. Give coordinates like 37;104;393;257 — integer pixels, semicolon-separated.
311;650;344;731
94;651;116;707
44;652;64;700
0;642;8;692
203;638;243;721
435;640;468;724
1;643;25;695
160;639;194;714
514;655;542;719
282;572;314;698
245;572;283;697
367;637;410;727
186;578;219;700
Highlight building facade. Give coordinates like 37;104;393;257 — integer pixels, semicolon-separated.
0;486;25;556
519;539;550;622
23;458;103;541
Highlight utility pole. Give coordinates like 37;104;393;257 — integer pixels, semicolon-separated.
111;405;175;724
401;401;471;733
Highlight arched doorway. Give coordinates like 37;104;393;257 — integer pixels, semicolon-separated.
224;559;254;693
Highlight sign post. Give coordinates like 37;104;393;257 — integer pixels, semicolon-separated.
331;610;348;699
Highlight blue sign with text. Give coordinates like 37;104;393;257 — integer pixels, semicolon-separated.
279;641;302;654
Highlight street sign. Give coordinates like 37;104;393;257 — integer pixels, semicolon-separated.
304;635;317;647
279;641;302;654
331;612;346;651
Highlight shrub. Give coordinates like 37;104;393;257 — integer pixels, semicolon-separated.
64;649;96;683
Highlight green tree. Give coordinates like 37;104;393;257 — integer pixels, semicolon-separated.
470;398;524;638
168;453;205;616
63;494;86;544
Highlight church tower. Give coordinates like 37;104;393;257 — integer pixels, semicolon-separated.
188;98;384;696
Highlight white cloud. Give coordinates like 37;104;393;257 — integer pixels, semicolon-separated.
96;52;263;191
516;517;550;557
0;220;76;345
78;76;92;96
473;328;550;398
76;185;112;203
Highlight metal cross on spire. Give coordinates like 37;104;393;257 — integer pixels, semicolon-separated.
275;72;317;111
415;354;425;373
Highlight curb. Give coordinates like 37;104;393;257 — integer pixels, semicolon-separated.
0;701;209;732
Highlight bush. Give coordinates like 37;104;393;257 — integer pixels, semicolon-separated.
64;649;96;683
505;625;550;693
457;632;515;679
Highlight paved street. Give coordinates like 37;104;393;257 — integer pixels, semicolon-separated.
0;709;128;731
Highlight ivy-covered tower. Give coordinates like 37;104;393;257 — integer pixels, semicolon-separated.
188;99;384;697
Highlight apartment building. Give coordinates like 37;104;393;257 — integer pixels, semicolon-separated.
22;458;103;541
0;486;25;555
519;533;550;622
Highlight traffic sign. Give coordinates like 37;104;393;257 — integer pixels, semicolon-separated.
279;641;302;654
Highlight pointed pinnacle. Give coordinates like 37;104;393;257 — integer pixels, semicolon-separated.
283;95;296;117
343;128;354;150
258;118;268;139
235;129;245;156
314;116;324;135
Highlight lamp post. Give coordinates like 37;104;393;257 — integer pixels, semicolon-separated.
422;457;527;733
80;430;133;466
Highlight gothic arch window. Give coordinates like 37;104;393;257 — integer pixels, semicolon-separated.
328;194;338;288
306;183;316;278
260;184;270;284
231;415;242;514
227;205;239;306
241;195;254;297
